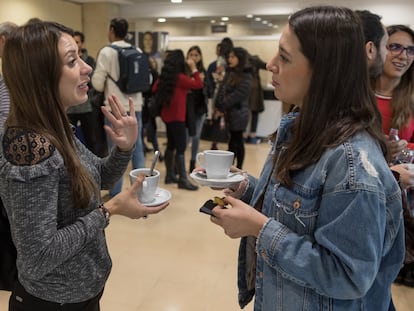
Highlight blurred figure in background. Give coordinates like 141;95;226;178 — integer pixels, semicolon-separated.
215;47;252;169
152;49;203;190
92;17;147;197
245;53;267;144
205;43;226;150
67;31;108;157
142;56;162;160
186;45;208;173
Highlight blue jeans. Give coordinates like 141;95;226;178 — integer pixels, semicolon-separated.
188;114;206;161
106;111;145;197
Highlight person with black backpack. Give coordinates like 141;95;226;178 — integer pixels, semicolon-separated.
92;17;150;198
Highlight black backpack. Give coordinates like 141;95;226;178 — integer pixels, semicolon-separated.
108;45;150;94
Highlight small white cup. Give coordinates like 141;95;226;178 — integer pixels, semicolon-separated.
129;168;160;204
196;150;234;179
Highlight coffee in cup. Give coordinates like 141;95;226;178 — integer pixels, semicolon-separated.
196;150;234;179
129;168;160;204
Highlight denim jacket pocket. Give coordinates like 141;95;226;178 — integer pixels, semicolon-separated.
273;185;319;235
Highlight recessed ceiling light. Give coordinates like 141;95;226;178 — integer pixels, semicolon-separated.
210;19;216;23
157;18;166;23
246;14;253;18
273;25;279;28
171;0;182;3
262;20;268;24
255;17;261;21
221;17;229;21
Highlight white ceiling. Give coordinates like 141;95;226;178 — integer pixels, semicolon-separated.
65;0;414;27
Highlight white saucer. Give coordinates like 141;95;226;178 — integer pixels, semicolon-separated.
143;187;172;207
190;172;244;188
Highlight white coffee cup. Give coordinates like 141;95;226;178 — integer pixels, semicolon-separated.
196;150;234;179
129;168;160;204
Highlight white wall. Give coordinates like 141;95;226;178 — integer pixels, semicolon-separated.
0;0;81;29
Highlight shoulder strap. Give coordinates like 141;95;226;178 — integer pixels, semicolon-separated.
107;45;122;84
108;44;134;51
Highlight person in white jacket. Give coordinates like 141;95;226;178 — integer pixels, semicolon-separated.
92;17;146;197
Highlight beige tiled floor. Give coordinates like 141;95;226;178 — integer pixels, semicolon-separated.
1;138;413;310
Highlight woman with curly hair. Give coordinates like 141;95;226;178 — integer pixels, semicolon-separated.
152;49;203;190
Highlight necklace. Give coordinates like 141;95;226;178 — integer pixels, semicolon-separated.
374;90;392;98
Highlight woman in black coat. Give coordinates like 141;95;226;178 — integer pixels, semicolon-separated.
215;47;252;169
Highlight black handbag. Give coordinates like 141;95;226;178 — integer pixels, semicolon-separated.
0;197;17;291
147;97;162;119
200;117;229;143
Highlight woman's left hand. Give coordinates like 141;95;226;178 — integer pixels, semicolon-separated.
101;95;138;152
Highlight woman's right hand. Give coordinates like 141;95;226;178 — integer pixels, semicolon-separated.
210;196;268;238
104;174;168;219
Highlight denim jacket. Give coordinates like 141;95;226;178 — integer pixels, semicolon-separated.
238;112;405;310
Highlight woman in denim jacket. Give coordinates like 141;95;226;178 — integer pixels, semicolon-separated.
209;6;405;311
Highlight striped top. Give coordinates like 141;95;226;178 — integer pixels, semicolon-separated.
0;75;10;133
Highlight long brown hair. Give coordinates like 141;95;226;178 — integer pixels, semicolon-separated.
3;21;98;208
386;25;414;130
276;6;387;186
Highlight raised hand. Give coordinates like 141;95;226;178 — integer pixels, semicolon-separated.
101;95;138;152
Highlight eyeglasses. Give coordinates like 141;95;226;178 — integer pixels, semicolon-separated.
387;43;414;58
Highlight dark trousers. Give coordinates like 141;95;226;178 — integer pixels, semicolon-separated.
228;130;245;169
165;122;187;155
9;280;103;311
0;197;17;291
249;111;259;134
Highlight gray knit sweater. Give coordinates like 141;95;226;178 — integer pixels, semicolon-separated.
0;127;132;303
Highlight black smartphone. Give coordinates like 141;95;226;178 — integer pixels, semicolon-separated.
199;199;217;216
199;198;227;216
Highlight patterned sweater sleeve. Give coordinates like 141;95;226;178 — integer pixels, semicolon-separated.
1;129;107;279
